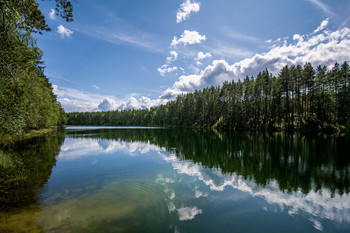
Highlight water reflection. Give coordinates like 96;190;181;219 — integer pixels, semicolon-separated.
0;132;65;232
66;128;350;195
1;127;349;232
62;128;350;231
59;137;162;160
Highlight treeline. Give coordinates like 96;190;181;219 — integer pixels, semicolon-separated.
0;1;73;136
67;62;350;133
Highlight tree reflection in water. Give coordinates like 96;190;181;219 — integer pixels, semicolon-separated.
0;131;65;232
67;128;350;196
1;127;349;232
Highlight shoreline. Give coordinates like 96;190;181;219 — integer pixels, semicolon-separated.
0;127;65;146
64;124;349;136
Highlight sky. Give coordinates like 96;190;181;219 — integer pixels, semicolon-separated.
37;0;350;112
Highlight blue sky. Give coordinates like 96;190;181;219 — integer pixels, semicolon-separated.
37;0;350;112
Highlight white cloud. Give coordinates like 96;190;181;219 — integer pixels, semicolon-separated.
176;0;200;23
57;25;73;38
158;51;179;76
292;34;304;41
59;98;99;112
160;21;350;100
313;18;329;33
196;51;212;60
171;30;206;47
195;51;212;65
166;50;178;64
160;60;237;98
49;9;55;20
159;88;185;100
157;65;178;77
97;98;119;111
117;96;166;110
93;85;100;89
53;85;166;112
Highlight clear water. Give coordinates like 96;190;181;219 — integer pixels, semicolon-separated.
1;127;349;232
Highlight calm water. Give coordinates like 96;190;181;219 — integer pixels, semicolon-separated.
1;127;350;233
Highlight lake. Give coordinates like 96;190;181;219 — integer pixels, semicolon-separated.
1;127;349;232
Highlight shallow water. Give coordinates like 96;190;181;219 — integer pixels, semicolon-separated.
1;127;349;232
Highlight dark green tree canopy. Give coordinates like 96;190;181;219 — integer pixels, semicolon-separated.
0;0;73;136
1;0;73;34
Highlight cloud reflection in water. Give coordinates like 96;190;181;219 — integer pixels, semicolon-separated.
58;137;350;229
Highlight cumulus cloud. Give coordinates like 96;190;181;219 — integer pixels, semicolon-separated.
59;98;99;112
157;65;178;76
53;85;166;112
160;21;350;100
98;96;166;111
292;34;303;41
159;60;237;99
117;96;166;110
157;51;179;76
195;51;212;65
97;98;119;111
171;30;206;47
176;0;200;23
57;25;73;38
196;51;212;60
159;88;185;100
49;9;55;20
166;50;178;64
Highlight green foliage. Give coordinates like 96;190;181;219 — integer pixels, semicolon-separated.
0;0;71;136
67;62;350;134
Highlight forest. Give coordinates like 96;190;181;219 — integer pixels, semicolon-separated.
67;62;350;134
0;0;73;137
